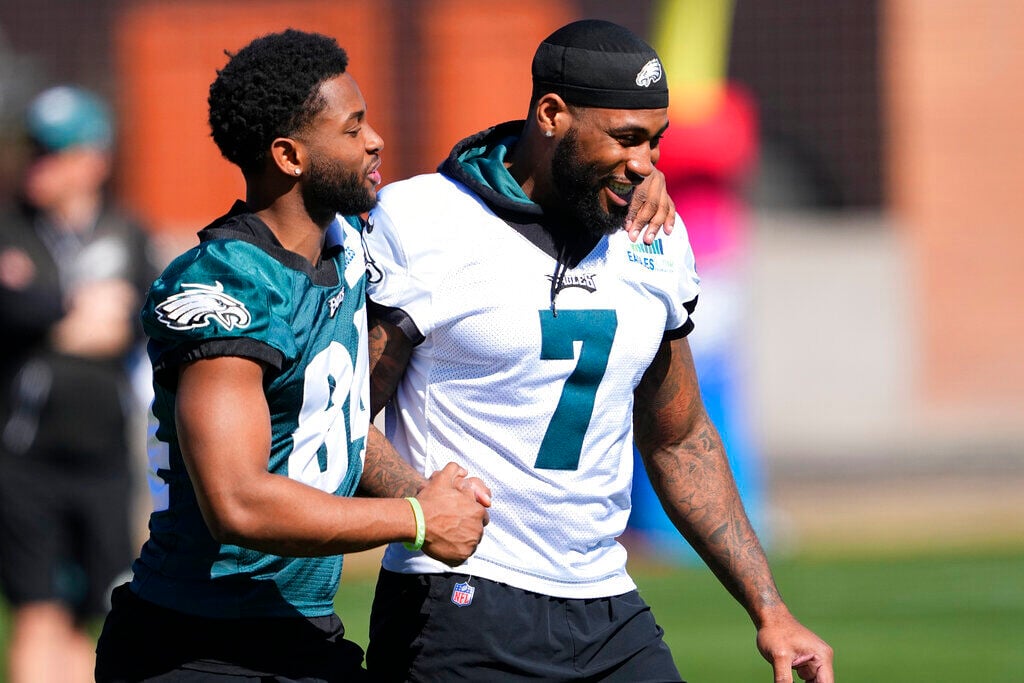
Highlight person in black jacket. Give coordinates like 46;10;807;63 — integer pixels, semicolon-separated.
0;84;161;683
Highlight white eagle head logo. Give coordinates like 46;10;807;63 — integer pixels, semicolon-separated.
635;58;663;88
155;281;252;331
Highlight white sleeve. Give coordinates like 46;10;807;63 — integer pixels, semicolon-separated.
363;192;435;341
661;215;702;337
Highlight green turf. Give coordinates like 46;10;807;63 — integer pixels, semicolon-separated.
625;549;1024;681
2;547;1021;681
334;546;1024;682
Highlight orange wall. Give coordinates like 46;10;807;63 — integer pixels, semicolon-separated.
113;1;578;241
411;0;576;176
114;0;398;238
885;0;1024;410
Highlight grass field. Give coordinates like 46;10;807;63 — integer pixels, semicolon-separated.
1;545;1022;681
332;545;1024;682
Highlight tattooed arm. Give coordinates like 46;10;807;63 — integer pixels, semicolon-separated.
367;309;415;420
358;312;420;499
359;310;491;563
634;337;833;683
633;336;778;621
360;309;492;506
361;426;422;499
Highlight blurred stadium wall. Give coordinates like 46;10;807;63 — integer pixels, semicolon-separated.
2;0;1020;549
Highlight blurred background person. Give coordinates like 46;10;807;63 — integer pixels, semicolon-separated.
0;84;160;683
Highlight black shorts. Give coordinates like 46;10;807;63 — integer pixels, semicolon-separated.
367;569;684;682
95;583;367;682
0;458;132;621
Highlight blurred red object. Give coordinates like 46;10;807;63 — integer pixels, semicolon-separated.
658;82;759;184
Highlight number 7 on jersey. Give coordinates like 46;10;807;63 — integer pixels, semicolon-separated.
535;309;617;470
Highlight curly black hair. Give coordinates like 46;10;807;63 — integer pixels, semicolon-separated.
208;29;348;174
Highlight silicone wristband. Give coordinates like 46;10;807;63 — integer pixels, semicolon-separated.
403;496;426;551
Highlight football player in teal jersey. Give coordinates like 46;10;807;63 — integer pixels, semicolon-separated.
94;29;491;681
363;20;834;683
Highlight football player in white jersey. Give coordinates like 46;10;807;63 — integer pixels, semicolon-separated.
363;19;834;683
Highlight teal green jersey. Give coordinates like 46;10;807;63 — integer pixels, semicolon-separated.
131;202;369;618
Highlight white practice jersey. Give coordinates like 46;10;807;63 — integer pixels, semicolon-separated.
364;172;700;599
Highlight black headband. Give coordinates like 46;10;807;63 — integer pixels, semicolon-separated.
532;19;668;110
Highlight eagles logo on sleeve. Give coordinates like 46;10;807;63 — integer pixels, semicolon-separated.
154;281;252;331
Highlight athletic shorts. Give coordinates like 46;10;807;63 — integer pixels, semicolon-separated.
367;569;684;682
0;458;132;621
95;583;367;682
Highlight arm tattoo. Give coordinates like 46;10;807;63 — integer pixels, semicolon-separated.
368;318;410;417
361;309;423;498
635;338;783;621
357;426;424;499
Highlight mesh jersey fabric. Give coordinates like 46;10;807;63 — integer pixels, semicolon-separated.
364;172;700;599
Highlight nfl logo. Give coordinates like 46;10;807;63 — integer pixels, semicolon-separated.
451;581;475;607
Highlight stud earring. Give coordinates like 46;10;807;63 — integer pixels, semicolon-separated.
544;130;554;138
294;168;301;176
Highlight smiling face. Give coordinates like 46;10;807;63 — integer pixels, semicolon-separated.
549;105;668;237
296;73;384;219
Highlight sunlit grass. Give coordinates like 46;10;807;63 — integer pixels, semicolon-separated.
338;545;1024;682
2;545;1021;682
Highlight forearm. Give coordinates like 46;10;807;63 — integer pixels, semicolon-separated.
634;336;789;628
357;424;426;498
367;306;413;417
640;413;789;628
361;309;426;497
203;472;418;557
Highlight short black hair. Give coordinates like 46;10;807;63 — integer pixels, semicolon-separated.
208;29;349;174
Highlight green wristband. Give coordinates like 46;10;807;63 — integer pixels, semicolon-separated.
403;496;426;551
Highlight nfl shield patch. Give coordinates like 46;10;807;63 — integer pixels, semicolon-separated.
451;581;475;607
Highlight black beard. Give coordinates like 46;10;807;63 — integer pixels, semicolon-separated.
303;155;378;221
550;128;628;238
